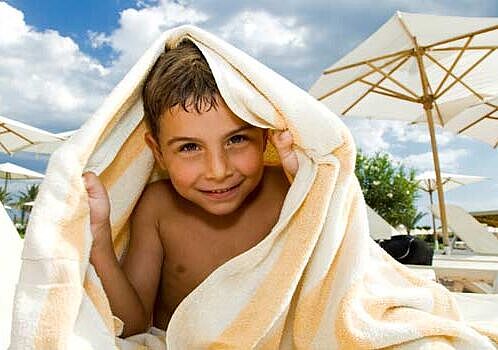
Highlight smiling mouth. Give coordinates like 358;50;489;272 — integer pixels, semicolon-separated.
201;183;241;194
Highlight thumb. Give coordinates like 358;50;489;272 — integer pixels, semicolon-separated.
269;130;298;182
83;172;107;200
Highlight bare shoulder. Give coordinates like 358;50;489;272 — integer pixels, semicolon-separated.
263;165;291;195
133;179;177;217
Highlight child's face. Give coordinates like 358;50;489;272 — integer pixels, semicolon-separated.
145;97;266;216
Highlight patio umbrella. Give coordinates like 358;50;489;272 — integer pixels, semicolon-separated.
0;162;44;191
0;115;64;155
442;95;498;148
310;11;498;244
416;171;487;248
18;130;76;155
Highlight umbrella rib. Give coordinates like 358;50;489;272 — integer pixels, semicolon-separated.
0;141;12;155
457;113;497;134
0;124;36;146
435;48;495;100
365;62;418;98
424;52;486;102
318;54;409;101
369;89;412;101
484;102;498;109
433;36;473;97
340;55;412;114
432;100;445;126
323;49;412;75
431;45;497;52
425;24;498;50
358;79;418;102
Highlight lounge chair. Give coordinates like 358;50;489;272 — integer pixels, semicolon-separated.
366;205;398;240
432;204;498;255
0;203;22;349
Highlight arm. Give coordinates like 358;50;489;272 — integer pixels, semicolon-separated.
85;173;163;337
121;187;164;335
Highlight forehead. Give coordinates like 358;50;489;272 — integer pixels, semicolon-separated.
160;99;252;138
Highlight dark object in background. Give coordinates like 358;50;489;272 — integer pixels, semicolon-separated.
378;235;433;265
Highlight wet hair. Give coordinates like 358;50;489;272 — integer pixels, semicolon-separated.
142;39;220;139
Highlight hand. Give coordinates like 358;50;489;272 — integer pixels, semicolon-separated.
269;130;299;182
83;172;112;256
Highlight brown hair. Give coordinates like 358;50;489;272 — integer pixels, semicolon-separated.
142;39;220;139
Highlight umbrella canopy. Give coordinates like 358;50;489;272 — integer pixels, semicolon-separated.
0;162;45;180
443;95;498;148
416;171;486;249
310;11;498;244
416;171;487;192
310;12;498;121
0;115;64;155
18;130;76;155
0;162;44;191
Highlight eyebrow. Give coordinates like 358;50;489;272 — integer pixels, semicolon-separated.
166;125;257;146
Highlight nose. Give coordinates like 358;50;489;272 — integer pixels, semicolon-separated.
204;149;233;181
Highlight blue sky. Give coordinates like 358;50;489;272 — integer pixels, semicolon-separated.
0;0;497;222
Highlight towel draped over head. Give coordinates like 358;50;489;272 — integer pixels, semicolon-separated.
10;25;498;349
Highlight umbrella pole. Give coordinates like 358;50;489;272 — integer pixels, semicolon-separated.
425;107;450;246
428;190;439;251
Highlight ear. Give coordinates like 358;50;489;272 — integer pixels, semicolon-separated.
145;132;167;170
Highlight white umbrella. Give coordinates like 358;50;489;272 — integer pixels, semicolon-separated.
443;96;498;148
310;11;498;244
416;171;487;193
0;115;64;155
0;162;44;191
18;130;76;155
416;171;486;248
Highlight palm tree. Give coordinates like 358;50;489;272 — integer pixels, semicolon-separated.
16;184;39;225
0;187;12;207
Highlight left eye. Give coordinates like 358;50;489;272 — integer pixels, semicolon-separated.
227;135;247;145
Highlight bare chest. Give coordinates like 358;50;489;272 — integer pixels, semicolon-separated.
153;210;278;328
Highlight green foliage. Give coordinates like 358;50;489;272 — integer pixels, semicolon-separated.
0;187;12;206
15;184;39;226
355;151;423;231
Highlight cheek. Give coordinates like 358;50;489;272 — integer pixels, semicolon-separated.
165;157;202;188
230;145;265;176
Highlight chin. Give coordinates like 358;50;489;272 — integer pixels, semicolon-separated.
199;202;241;216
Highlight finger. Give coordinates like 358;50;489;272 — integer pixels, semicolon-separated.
83;172;106;199
271;130;293;157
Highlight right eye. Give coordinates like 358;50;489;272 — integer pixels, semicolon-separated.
179;143;200;152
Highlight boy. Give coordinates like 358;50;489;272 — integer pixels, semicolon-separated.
85;39;298;337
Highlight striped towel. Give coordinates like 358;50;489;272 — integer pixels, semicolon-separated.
9;25;498;349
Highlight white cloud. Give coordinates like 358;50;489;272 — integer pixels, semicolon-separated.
344;118;392;154
343;115;460;158
219;10;308;58
0;1;27;44
400;148;468;172
383;0;493;16
90;0;209;76
330;0;493;17
391;124;455;146
0;2;110;129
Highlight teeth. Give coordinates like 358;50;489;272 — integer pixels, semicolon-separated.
211;188;230;193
